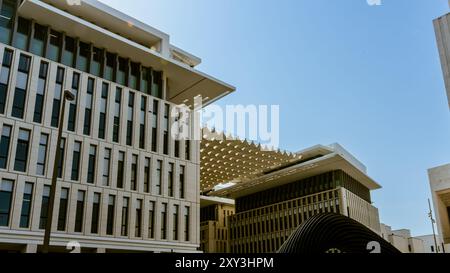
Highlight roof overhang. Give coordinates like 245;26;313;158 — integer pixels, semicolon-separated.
200;196;235;208
19;0;235;106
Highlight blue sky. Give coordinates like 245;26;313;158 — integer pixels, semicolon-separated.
100;0;450;236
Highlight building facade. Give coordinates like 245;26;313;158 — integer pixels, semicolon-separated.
434;11;450;109
0;0;234;253
379;224;425;253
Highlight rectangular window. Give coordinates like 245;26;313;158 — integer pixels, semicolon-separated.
129;62;139;90
71;141;81;181
30;23;47;56
36;133;49;176
151;100;159;152
144;157;150;193
57;138;66;178
163;104;170;155
77;42;90;73
12;54;31;119
14;129;30;172
39;185;50;229
0;0;15;45
184;206;190;241
51;67;65;127
161;203;167;240
156;160;162;195
0;179;14;227
180;166;185;199
168;163;174;197
106;195;115;235
67;72;80;132
33;62;49;123
121;197;129;236
0;49;13;114
185;140;191;161
57;188;69;231
139;96;146;149
91;47;103;77
98;83;108;139
47;30;62;62
62;36;76;67
141;67;151;94
131;155;138;191
113;87;122;143
117;57;127;86
104;52;115;81
148;201;155;239
13;17;30;51
83;78;94;136
151;71;162;99
126;92;134;146
19;182;33;228
173;205;179;241
103;148;111;186
0;125;12;169
91;193;101;234
117;151;125;189
74;191;85;232
87;145;97;184
135;199;142;237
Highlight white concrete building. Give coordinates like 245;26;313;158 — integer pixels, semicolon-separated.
434;11;450;109
0;0;234;253
380;224;425;253
415;235;447;253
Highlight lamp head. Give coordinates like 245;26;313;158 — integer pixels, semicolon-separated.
64;90;75;102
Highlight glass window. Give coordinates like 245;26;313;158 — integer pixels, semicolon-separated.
98;83;108;139
30;23;47;56
144;157;150;193
163;104;170;155
173;205;179;240
47;30;62;62
87;145;97;184
0;0;16;45
67;72;79;132
39;185;51;229
139;96;146;149
77;41;90;72
51;67;65;127
113;87;121;143
0;179;14;227
161;203;167;240
83;78;94;135
13;17;30;50
74;190;85;232
104;52;115;81
33;62;49;123
12;54;31;119
91;47;103;77
184;206;190;241
126;92;134;146
19;182;33;228
156;160;162;195
151;70;162;99
151;100;159;152
0;125;12;169
91;193;101;234
62;36;76;67
180;166;185;199
116;57;127;86
0;49;13;114
36;133;49;176
130;155;137;191
57;188;69;231
129;62;139;90
117;151;125;189
168;163;174;197
121;197;129;236
148;201;155;239
141;67;151;94
103;148;111;186
106;195;115;235
57;138;66;178
135;199;142;237
14;129;30;172
71;141;81;181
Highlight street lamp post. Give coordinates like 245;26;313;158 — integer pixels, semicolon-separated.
42;90;75;254
428;198;439;253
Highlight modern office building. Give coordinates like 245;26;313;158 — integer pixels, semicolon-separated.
379;224;425;253
199;196;234;253
434;10;450;109
0;0;234;253
200;131;382;253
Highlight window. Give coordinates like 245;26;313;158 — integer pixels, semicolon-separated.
51;67;65;127
87;145;97;184
117;57;127;86
36;133;49;176
98;83;108;139
47;30;62;62
113;87;122;143
104;52;115;81
129;62;139;90
135;199;142;237
62;36;76;67
30;23;47;56
0;0;15;45
91;47;103;77
184;207;190;241
151;100;159;152
0;125;12;169
173;205;179;240
33;62;49;123
0;49;13;114
67;72;79;132
103;148;111;186
174;109;180;158
131;155;138;191
148;201;155;239
156;160;162;195
14;129;30;172
141;67;151;94
126;92;134;146
39;185;51;229
144;157;150;193
57;138;66;178
151;71;162;99
91;193;101;234
12;54;31;119
74;191;85;232
139;96;146;149
106;195;115;235
121;197;129;236
77;42;90;72
163;104;170;155
0;179;14;227
168;163;174;197
57;188;69;231
180;166;185;199
185;140;191;161
71;141;81;181
161;203;167;240
83;78;94;135
117;151;125;189
13;17;30;51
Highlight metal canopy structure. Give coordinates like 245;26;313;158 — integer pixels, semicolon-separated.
200;128;303;192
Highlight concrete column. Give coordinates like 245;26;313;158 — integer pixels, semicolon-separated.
96;248;106;254
22;244;38;253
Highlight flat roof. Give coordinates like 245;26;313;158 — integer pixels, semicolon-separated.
200;196;235;208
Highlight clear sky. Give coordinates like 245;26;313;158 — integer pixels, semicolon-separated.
100;0;450;236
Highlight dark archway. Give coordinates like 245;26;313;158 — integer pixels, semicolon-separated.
278;213;401;254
